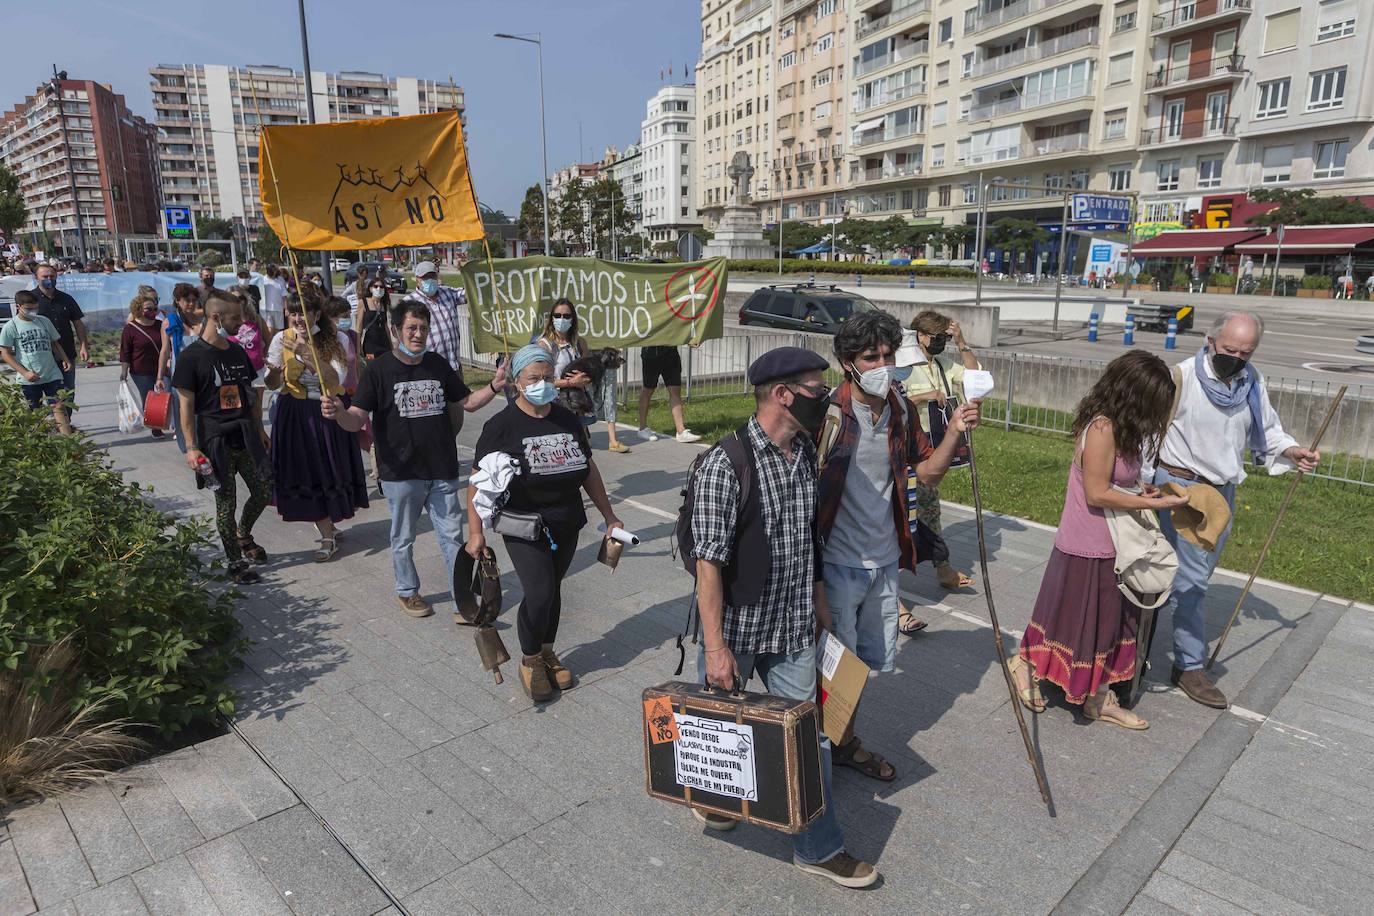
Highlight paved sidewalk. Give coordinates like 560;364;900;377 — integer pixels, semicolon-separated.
3;365;1370;915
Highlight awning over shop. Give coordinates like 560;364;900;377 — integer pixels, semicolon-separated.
1129;228;1266;256
1234;224;1374;255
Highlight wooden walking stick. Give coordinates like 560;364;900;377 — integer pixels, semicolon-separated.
1207;385;1347;670
964;412;1054;811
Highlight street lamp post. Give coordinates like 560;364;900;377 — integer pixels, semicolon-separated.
297;0;332;292
495;33;551;255
50;66;87;261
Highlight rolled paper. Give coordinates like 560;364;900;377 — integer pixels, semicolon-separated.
597;523;641;546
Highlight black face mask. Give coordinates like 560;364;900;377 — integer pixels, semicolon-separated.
785;387;828;433
926;335;948;355
1211;351;1247;381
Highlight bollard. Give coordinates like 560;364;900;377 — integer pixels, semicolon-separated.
809;272;815;284
908;272;915;288
1165;317;1178;350
855;273;863;287
1088;312;1099;342
1123;314;1135;347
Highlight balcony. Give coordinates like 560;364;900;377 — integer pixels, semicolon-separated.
966;131;1090;165
701;42;731;63
795;150;817;166
971;27;1098;78
852;160;924;183
969;0;1076;36
1140;116;1238;146
853;118;925;149
853;79;928;114
969;77;1094;119
854;38;930;78
855;0;932;40
736;0;770;21
830;143;845;158
1152;0;1251;36
1145;53;1244;92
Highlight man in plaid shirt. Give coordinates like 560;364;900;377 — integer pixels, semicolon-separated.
689;345;879;890
401;261;466;374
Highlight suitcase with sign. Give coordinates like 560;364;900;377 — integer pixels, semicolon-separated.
641;680;824;834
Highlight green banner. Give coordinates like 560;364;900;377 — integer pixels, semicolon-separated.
461;256;727;353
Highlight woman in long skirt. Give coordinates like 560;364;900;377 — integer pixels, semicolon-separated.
265;291;368;561
1007;350;1188;729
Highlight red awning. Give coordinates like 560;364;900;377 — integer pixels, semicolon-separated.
1235;225;1374;255
1131;228;1266;256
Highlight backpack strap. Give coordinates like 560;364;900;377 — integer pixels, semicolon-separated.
816;399;845;471
1155;365;1184;462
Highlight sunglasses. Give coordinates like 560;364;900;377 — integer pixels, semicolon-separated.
553;312;574;320
785;382;831;399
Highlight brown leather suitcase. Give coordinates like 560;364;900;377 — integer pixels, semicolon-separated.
642;680;825;834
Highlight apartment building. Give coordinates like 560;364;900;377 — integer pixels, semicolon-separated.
1137;0;1374;231
0;76;160;258
697;0;776;227
149;64;463;225
640;85;702;243
606;143;646;241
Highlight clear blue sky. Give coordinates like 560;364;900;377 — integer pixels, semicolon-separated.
3;0;701;215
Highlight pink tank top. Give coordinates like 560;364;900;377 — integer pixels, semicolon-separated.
1053;432;1141;559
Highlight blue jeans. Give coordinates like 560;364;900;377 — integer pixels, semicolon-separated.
822;561;900;673
1152;469;1236;671
381;477;463;598
697;643;846;865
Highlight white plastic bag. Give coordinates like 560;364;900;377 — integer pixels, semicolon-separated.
116;378;143;434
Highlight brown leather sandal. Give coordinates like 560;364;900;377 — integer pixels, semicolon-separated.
832;737;896;782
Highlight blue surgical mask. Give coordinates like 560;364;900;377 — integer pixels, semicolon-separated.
39;278;55;289
891;365;913;383
522;379;557;406
419;278;439;296
399;342;427;358
337;318;353;331
553;316;573;334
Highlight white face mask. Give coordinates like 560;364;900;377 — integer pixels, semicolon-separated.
853;364;897;398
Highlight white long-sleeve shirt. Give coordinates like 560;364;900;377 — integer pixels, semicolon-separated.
1155;357;1297;486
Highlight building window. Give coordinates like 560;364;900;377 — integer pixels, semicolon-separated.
961;53;974;78
1114;3;1137;32
916;187;929;211
938;18;953;43
1156;159;1180;191
932;101;948;126
1197;157;1223;189
1308;67;1347;110
959;94;971;121
1256;79;1290;118
1109;166;1131;191
817;0;837;17
1045;171;1065;191
780;51;796;70
815;33;834;54
1317;0;1356;40
1103;109;1127;140
1108;52;1133;85
813;69;832;89
1263;9;1300;53
1262;145;1294;183
931;143;945;168
1313;138;1348;179
936;61;950;87
814;101;831;120
963;183;978;204
938;185;951;207
1069;169;1089;189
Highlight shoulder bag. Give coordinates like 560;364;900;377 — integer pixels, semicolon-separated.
1104;485;1178;609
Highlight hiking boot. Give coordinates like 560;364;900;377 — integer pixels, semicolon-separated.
1171;666;1228;709
398;594;432;618
540;644;574;690
521;654;555;702
692;808;738;831
793;852;879;889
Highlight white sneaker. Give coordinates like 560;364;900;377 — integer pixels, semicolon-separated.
636;427;660;442
675;429;702;444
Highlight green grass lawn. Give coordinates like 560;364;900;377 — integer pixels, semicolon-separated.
640;391;1374;603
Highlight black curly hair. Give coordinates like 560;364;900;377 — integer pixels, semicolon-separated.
833;309;902;377
1071;349;1176;461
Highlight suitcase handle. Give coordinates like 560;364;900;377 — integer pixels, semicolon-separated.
702;677;745;698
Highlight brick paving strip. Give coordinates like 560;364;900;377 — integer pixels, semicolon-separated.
3;365;1371;916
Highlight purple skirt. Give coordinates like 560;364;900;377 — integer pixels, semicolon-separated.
271;394;368;523
1019;548;1138;705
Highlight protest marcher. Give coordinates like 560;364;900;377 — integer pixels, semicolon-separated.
593;357;629;453
102;258;117;274
902;311;979;599
323;300;506;617
465;343;623;702
172;291;271;584
1151;312;1316;709
1;290;73;433
33;262;87;394
817;311;980;780
236;269;262;310
401;260;464;373
119;286;166;438
689;345;877;889
355;277;392;359
264;292;368;563
346;264;370;311
158;283;205;453
228;289;270;429
262;264;287;332
197;266;217;304
636;345;701;443
1009;351;1188;728
322;296;360;391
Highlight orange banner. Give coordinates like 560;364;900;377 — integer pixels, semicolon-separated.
259;110;483;250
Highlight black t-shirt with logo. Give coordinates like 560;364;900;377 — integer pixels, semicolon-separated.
171;338;258;448
352;351;471;481
474;401;592;529
35;288;84;361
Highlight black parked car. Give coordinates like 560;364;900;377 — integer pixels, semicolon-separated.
737;283;877;334
344;260;407;294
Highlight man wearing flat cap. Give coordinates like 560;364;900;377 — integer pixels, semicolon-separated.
687;346;879;890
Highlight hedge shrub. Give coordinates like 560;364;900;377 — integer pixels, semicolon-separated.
0;385;245;736
728;258;976;279
1300;274;1332;289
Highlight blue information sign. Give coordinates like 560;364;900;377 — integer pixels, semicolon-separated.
1071;194;1131;224
165;206;192;239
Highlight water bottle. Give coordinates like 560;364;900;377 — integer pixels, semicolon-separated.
196;456;221;491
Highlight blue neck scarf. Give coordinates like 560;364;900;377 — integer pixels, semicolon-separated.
1193;346;1268;457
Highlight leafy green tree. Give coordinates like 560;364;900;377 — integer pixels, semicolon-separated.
584;177;636;258
555;180;588;253
986;218;1050;270
935;224;974;259
1245;188;1374;227
195;215;234;240
765;221;827;254
0;163;26;243
251;222;308;266
517;183;546;246
835;218;876;256
863;216;909;257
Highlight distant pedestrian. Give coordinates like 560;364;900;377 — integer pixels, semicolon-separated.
401;260;465;373
32;262;87;395
158;282;205;453
197;266;217;305
235;269;262;310
0;290;73;433
262;264;287;332
635;345;702;443
119;286;166;438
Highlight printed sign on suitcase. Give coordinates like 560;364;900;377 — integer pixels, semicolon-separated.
673;714;757;801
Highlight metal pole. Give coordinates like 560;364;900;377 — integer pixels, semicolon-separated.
830;189;837;261
51;67;87;261
536;38;551;253
1270;224;1284;295
974;172;987;310
297;0;331;292
1052;192;1070;335
1122;194;1136;300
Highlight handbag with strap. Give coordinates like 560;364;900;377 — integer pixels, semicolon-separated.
1104;485;1178;609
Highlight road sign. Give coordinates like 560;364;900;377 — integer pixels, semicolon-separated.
1071;193;1131;224
677;232;703;262
164;206;193;240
